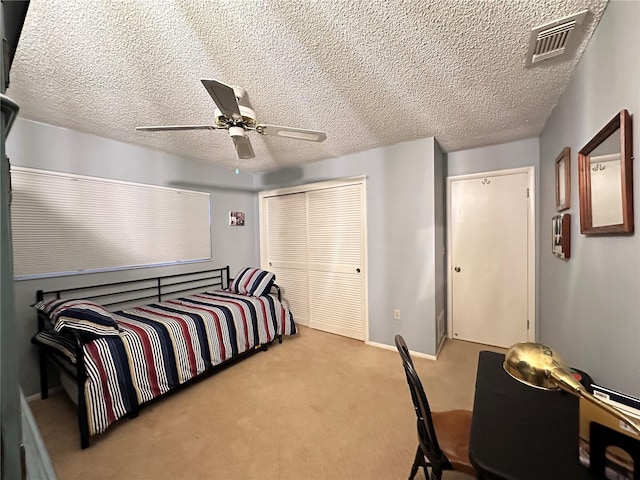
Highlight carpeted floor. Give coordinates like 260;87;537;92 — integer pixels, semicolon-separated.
29;326;505;480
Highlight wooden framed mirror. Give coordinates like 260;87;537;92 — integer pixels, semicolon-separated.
555;147;571;211
578;110;634;234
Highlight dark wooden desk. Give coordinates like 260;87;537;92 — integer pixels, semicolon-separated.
469;351;597;479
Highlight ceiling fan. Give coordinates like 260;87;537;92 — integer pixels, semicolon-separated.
136;79;327;167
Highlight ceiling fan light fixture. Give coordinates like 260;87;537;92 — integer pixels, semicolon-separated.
228;126;246;138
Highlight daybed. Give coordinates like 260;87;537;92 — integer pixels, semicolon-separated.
31;266;296;448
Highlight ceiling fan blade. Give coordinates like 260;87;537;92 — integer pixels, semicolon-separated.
228;127;255;159
201;79;241;120
232;135;255;159
256;124;327;142
136;125;220;131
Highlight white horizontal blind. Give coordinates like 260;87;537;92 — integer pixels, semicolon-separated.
11;167;211;279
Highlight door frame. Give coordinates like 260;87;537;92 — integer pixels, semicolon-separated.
258;176;369;342
446;167;536;344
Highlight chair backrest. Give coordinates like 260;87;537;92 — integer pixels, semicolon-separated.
395;335;451;470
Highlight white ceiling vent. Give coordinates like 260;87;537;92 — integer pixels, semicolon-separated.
526;10;588;67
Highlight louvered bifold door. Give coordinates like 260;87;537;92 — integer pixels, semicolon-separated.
307;184;364;340
264;193;310;326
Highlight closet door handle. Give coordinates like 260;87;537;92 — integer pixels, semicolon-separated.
356;268;361;273
269;262;272;267
454;266;461;272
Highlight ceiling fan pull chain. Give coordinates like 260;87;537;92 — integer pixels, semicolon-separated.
235;157;240;175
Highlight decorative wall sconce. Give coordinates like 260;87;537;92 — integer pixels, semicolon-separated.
552;213;571;259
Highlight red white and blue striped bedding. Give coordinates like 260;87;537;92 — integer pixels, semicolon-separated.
77;290;295;436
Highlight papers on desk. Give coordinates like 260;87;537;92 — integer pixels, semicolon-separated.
578;384;640;480
592;385;640;426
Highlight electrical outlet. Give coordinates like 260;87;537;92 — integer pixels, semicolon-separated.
393;309;401;320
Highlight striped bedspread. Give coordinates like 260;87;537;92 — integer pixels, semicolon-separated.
82;291;295;436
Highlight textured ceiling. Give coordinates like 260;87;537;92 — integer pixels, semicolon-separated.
8;0;608;174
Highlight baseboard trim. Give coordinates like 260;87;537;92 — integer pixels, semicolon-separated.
366;341;437;361
25;386;62;403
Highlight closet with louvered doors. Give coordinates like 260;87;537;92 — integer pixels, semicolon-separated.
259;177;367;341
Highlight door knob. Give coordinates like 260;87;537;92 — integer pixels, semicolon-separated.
454;266;461;272
356;268;361;273
269;262;272;267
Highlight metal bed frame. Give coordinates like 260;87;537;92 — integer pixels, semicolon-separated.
32;266;282;448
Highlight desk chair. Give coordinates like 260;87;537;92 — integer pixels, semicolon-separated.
395;335;476;480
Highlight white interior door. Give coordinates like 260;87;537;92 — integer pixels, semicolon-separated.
449;171;531;348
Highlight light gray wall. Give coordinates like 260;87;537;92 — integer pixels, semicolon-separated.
255;137;441;355
539;0;640;396
433;141;447;346
447;137;540;177
7;119;260;396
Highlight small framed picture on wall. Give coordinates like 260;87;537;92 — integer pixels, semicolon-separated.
229;211;245;226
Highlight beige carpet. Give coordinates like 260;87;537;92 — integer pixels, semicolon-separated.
29;327;505;480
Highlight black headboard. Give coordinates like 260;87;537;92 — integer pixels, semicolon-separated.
36;266;231;311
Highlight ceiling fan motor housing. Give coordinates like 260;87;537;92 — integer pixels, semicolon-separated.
232;85;247;102
214;104;256;128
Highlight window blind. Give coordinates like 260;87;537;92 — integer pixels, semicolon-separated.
11;167;211;279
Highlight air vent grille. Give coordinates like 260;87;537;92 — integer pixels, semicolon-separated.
526;10;588;67
533;21;576;60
